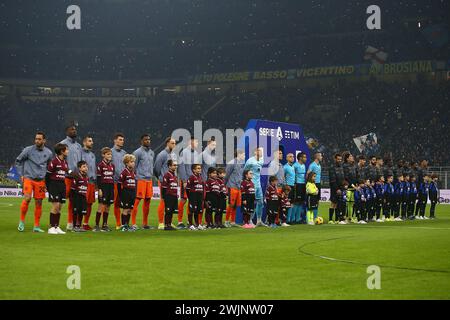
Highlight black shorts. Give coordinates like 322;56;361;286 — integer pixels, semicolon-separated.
402;195;409;205
72;193;87;215
385;195;393;207
120;188;136;209
418;195;427;203
287;186;295;203
377;198;384;208
266;201;279;215
330;184;338;203
367;200;375;211
164;194;178;214
354;203;363;215
295;183;306;202
205;193;219;211
306;194;319;210
99;184;114;205
188;192;203;214
218;195;227;213
48;180;66;203
241;195;255;216
337;201;347;213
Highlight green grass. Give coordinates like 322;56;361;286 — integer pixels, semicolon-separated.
1;198;449;300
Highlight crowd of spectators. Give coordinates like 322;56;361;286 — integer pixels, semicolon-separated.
0;30;443;80
0;1;447;80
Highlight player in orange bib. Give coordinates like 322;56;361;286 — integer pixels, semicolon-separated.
224;149;245;227
16;132;53;232
80;135;97;230
131;134;155;230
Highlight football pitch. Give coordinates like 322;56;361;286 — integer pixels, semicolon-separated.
1;198;449;300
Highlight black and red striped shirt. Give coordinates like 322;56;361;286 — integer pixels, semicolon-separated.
205;178;221;195
71;173;89;196
265;184;279;202
186;173;204;193
240;179;255;195
120;167;136;189
47;156;69;181
217;177;227;196
280;194;292;209
97;160;115;185
162;170;178;197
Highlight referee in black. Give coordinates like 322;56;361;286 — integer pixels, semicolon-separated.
328;153;344;223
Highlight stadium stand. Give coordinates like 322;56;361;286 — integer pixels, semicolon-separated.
1;79;448;169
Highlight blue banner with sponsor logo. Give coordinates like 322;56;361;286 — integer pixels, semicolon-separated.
6;166;21;182
235;120;310;223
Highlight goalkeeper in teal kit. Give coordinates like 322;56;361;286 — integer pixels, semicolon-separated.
244;147;266;227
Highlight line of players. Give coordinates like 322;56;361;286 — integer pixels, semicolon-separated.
15;126;325;233
328;152;440;225
15;127;440;233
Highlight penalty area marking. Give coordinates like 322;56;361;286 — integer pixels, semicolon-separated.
298;237;450;274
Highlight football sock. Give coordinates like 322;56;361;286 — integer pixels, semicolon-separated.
143;199;150;225
131;198;140;225
84;204;92;224
313;208;318;220
157;200;165;224
164;213;173;226
329;208;334;221
188;212;193;225
20;200;29;222
287;207;292;223
215;212;222;225
268;212;275;225
56;213;61;227
230;208;237;222
95;211;102;226
194;212;199;226
76;213;83;228
347;202;353;218
102;212;109;226
114;202;121;226
34;202;42;227
225;206;231;222
255;201;263;222
177;200;185;223
206;211;212;226
50;213;55;227
293;205;301;222
301;205;307;222
67;199;73;224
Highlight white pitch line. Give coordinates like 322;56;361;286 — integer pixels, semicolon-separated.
0;203;13;207
299;237;450;273
322;224;450;230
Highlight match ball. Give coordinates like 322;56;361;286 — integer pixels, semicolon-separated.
315;217;324;225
